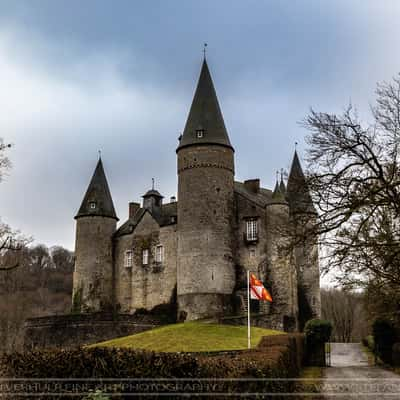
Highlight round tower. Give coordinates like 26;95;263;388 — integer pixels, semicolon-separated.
73;158;118;313
176;60;236;320
265;178;298;331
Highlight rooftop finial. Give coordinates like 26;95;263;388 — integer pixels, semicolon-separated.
98;150;102;159
295;142;298;150
280;168;284;181
203;43;207;60
152;178;155;190
276;170;279;182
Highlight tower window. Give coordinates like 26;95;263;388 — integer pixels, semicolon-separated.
142;249;149;266
246;220;258;241
196;129;204;138
155;245;164;263
124;250;133;268
89;202;97;209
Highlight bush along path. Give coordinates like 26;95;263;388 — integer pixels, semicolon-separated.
0;334;305;398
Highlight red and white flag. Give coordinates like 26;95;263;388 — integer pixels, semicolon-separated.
250;273;272;302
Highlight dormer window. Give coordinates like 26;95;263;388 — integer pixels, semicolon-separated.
196;129;204;138
89;202;97;209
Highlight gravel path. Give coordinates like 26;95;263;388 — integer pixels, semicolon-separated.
320;343;400;399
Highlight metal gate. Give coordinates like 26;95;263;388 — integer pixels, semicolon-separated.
325;342;331;366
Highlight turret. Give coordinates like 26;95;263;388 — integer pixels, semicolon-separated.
176;59;236;320
287;151;320;329
72;158;118;313
265;178;298;331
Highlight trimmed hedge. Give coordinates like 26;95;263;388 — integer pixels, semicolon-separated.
372;318;397;365
304;319;332;366
0;334;304;398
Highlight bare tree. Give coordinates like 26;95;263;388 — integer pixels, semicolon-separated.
321;288;368;342
302;74;400;293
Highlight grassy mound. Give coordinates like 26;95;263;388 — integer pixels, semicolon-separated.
89;322;284;352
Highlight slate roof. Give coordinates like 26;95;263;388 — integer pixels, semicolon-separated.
114;201;177;238
177;59;233;152
286;150;315;213
143;189;163;198
234;181;273;208
75;158;118;220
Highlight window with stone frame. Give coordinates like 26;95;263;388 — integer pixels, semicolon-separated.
246;219;258;241
142;249;149;266
155;245;164;263
124;250;133;268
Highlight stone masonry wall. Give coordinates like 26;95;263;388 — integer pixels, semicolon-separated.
24;313;161;349
73;216;116;312
265;203;299;331
114;212;177;313
177;145;236;320
295;215;321;329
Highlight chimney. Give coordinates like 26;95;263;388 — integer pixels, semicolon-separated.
244;179;260;193
170;196;176;203
129;202;140;218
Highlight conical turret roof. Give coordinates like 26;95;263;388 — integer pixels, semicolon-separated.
287;151;314;213
177;59;233;152
271;180;287;204
75;158;118;220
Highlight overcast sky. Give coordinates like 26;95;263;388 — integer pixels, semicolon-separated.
1;1;400;250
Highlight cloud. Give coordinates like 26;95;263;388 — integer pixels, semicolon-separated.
0;24;185;249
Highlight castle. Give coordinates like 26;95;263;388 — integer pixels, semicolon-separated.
72;59;321;331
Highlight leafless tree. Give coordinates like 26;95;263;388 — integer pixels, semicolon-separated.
321;288;368;342
302;74;400;293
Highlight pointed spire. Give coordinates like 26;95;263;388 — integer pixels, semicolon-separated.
279;168;286;194
75;158;118;220
177;59;233;152
287;150;314;213
272;178;287;204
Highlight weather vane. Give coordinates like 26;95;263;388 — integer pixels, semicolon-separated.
152;178;155;190
203;43;207;59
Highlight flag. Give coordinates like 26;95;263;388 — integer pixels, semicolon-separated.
250;273;272;302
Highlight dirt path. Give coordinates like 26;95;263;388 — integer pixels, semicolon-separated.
321;343;400;399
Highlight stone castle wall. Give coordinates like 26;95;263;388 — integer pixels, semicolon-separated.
114;213;177;313
73;216;116;312
24;313;162;350
177;145;236;320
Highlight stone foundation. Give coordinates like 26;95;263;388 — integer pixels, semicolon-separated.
24;313;163;350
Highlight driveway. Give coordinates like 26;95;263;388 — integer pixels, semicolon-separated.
321;343;400;399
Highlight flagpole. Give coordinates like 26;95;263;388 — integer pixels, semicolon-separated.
247;270;251;349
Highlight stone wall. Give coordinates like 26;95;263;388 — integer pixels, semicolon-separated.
24;313;162;350
114;213;177;313
177;145;236;320
73;216;116;312
294;215;321;330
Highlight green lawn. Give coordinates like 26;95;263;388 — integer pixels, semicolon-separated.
89;322;284;352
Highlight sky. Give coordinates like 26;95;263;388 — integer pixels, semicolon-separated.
1;0;400;250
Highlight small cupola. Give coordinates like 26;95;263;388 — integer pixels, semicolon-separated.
142;179;163;213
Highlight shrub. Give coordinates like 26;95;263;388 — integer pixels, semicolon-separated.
0;334;305;398
372;318;397;364
304;319;332;344
304;319;332;366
